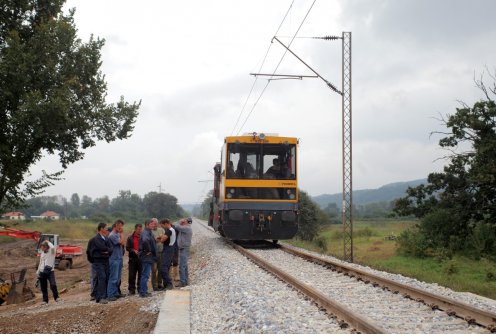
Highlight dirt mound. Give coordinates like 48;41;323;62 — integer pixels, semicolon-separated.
0;239;159;334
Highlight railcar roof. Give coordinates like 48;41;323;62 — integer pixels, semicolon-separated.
224;135;298;144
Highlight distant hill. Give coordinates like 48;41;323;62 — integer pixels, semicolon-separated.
312;179;427;208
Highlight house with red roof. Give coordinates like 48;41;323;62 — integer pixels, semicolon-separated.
39;211;60;220
1;211;26;220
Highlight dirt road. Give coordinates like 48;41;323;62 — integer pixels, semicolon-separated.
0;239;160;334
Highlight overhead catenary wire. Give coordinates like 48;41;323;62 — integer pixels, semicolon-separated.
236;0;318;135
230;0;295;136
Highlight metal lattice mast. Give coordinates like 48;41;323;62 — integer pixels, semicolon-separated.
253;33;353;262
341;32;353;262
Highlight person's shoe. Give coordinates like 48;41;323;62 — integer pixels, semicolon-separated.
128;291;135;296
117;293;127;298
165;284;173;290
90;295;96;301
54;298;60;303
139;293;152;298
98;299;109;304
108;296;118;302
41;301;48;305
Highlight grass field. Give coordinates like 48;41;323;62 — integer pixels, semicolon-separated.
0;218;139;242
288;219;496;300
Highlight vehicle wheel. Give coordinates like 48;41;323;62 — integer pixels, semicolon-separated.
272;239;279;245
58;260;70;271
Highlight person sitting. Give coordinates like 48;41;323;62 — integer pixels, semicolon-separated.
227;161;235;178
236;156;257;179
265;158;280;178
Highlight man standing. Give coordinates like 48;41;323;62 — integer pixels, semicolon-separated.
89;222;111;304
173;217;193;287
107;219;125;301
159;219;176;290
126;223;142;295
138;219;157;297
37;240;59;304
86;229;98;301
151;218;165;291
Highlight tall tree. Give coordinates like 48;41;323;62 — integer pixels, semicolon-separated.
0;0;140;211
394;73;496;255
143;192;181;219
70;193;80;207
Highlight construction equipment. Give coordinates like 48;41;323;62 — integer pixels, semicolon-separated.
0;269;34;305
0;227;83;270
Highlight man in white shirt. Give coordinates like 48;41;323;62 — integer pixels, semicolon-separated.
159;219;176;289
37;240;59;304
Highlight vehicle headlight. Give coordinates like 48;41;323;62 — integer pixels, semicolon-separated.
289;194;295;199
226;193;233;199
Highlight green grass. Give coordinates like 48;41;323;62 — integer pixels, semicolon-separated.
288;219;496;300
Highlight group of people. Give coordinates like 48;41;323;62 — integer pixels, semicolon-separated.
86;217;193;304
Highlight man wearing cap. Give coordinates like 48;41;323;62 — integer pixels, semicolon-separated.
173;217;193;287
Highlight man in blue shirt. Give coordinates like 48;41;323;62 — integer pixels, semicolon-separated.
138;219;157;297
107;219;125;301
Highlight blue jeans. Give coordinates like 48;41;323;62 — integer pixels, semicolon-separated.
179;247;190;285
139;262;152;295
107;258;123;298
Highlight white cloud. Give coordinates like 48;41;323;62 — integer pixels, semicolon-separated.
28;0;496;204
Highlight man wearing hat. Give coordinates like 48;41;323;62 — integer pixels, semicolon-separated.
173;217;193;287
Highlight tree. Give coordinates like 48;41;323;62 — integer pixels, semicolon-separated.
70;193;80;207
297;190;324;241
0;0;140;211
143;192;181;219
394;72;496;256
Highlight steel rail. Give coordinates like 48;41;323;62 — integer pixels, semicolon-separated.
226;240;389;334
279;244;496;331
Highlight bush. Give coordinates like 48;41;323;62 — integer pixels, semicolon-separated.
355;227;375;238
314;236;328;252
443;261;459;275
396;228;432;258
90;213;112;225
465;222;496;260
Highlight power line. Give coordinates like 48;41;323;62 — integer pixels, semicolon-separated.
236;0;318;135
230;0;295;136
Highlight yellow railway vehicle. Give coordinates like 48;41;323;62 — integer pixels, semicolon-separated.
209;133;299;240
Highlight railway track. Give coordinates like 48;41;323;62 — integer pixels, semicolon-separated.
226;239;496;334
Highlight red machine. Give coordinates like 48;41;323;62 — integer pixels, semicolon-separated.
0;227;82;270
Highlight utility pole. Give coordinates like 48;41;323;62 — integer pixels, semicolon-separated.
252;32;353;262
157;183;162;193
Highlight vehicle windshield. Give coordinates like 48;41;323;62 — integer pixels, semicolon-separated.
227;143;296;180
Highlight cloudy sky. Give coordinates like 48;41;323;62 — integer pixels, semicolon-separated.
30;0;496;205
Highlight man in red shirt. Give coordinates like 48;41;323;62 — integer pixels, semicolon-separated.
126;223;142;295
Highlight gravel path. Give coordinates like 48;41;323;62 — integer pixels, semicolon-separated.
189;220;349;333
188;219;496;333
250;248;491;333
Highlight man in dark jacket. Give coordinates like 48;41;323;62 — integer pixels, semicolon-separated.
126;223;142;295
138;219;157;297
88;222;112;304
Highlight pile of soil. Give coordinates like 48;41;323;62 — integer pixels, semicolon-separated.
0;239;159;334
